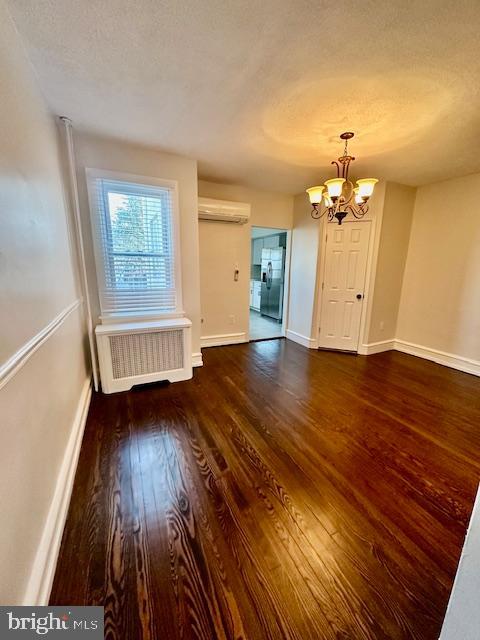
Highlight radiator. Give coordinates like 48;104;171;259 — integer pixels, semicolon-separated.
95;318;192;393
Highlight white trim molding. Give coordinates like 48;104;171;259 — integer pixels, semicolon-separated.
286;329;318;349
200;332;247;348
0;299;82;391
23;378;92;605
394;340;480;377
357;339;479;376
192;352;203;367
357;339;396;355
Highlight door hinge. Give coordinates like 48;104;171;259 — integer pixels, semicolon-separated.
322;282;324;290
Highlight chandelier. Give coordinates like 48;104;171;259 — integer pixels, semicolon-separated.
306;132;378;225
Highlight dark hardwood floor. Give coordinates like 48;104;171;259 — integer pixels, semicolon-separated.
51;341;480;639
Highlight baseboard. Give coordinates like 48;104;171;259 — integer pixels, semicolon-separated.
23;377;92;605
394;340;480;377
357;338;479;376
286;329;318;349
200;332;247;348
192;352;203;367
357;339;395;355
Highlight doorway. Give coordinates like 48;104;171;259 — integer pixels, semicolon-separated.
318;220;371;352
250;227;289;341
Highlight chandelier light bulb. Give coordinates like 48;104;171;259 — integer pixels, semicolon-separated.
356;178;378;199
353;187;364;205
306;185;324;205
324;178;345;199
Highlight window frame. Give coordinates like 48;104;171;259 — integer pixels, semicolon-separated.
86;168;184;323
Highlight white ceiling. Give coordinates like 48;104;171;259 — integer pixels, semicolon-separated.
7;0;480;194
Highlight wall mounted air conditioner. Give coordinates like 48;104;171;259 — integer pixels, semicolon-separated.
95;317;192;393
198;197;251;224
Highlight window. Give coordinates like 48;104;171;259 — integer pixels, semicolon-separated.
86;169;182;319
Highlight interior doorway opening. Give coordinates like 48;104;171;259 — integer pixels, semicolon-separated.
250;226;288;341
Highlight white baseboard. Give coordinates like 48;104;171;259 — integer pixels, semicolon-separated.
23;377;92;605
286;329;318;349
394;340;480;377
192;352;203;367
357;339;395;355
357;338;479;376
200;332;247;348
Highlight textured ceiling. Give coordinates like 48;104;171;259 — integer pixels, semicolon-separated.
7;0;480;193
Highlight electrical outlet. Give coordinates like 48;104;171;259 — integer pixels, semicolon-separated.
228;314;235;325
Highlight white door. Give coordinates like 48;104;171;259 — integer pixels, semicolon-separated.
318;221;370;351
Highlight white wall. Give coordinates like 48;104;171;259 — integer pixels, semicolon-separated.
197;180;293;342
287;193;322;346
0;0;89;603
397;173;480;364
440;486;480;640
367;182;416;343
74;133;202;356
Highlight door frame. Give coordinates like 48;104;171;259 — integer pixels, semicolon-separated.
316;218;374;353
248;227;292;340
281;230;292;337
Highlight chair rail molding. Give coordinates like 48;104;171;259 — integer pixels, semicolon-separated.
0;299;82;391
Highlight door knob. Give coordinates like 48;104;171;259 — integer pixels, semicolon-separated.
356;293;363;300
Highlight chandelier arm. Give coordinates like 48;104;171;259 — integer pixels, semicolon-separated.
349;203;369;219
331;161;340;178
342;189;354;207
310;204;327;220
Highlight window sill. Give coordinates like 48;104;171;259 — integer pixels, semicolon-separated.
95;316;192;336
98;310;186;325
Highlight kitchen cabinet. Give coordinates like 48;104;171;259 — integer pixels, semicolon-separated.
264;234;279;248
252;238;263;264
252;234;282;263
250;279;261;311
253;281;261;310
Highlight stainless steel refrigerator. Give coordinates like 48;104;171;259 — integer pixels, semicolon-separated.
260;247;285;321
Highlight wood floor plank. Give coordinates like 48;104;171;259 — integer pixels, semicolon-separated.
50;341;480;639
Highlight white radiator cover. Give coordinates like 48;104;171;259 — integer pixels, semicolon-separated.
95;318;192;393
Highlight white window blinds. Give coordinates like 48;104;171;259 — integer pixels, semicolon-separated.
87;171;181;318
